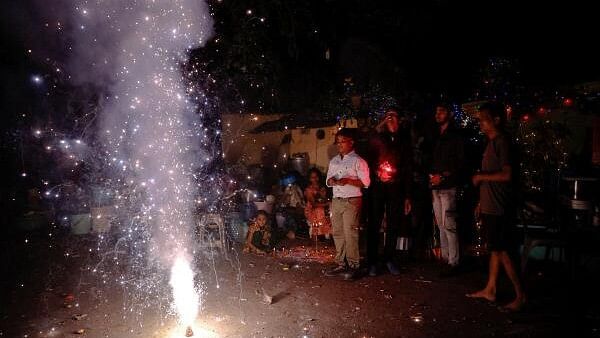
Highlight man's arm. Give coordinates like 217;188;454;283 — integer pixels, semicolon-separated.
337;177;364;188
473;137;512;184
473;165;512;184
353;157;371;188
325;161;336;187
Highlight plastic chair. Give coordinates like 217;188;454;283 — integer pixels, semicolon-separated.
196;213;228;257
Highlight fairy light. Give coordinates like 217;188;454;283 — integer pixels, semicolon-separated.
31;75;43;84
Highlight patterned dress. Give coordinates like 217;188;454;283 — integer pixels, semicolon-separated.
243;221;271;254
304;185;332;236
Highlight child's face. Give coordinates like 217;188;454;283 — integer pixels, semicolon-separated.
310;173;319;184
256;214;267;226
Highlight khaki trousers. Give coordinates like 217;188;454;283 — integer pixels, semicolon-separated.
331;197;362;268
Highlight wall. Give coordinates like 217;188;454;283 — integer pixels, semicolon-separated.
221;113;284;166
221;113;358;173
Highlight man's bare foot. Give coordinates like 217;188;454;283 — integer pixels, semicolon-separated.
466;289;496;302
503;296;526;312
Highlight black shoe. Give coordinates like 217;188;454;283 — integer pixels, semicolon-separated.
439;264;461;278
343;267;361;281
324;265;347;277
386;261;401;276
368;265;378;277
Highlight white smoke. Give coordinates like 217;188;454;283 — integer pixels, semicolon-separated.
32;0;214;326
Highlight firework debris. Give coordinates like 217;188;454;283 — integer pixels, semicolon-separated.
72;314;88;321
256;288;273;304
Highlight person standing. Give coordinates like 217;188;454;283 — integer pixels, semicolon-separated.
325;128;370;280
467;102;526;311
430;103;465;276
366;109;413;276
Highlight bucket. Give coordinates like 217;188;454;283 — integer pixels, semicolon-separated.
240;189;257;203
289;153;309;176
70;213;92;235
276;212;286;229
241;202;257;221
253;200;274;214
91;206;115;233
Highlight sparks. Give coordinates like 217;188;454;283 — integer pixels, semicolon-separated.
170;255;200;327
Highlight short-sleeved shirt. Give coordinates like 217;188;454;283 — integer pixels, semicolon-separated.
480;134;512;215
326;150;370;198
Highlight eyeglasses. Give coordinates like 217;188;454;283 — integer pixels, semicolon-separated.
335;139;352;145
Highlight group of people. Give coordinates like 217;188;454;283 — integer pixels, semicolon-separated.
244;101;526;312
243;168;333;255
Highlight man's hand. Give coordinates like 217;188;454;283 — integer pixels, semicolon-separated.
472;174;483;186
404;199;412;215
430;174;442;186
474;202;481;219
337;177;350;185
327;178;338;186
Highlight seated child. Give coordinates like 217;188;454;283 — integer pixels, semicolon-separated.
243;210;272;254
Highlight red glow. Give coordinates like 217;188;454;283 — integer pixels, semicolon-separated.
521;114;531;122
563;98;573;106
381;162;393;173
505;105;513;120
377;161;396;182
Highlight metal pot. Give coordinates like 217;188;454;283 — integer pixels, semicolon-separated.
561;176;598;200
240;189;257;203
289;153;309;176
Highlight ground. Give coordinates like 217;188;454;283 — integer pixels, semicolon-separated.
0;231;597;338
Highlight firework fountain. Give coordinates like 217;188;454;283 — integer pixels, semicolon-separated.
34;0;216;334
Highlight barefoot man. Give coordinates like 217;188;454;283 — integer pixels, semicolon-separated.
467;102;526;311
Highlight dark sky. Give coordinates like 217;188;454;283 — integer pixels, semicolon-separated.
321;0;600;97
1;0;599;111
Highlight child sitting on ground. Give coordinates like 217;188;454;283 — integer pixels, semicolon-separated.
243;210;272;255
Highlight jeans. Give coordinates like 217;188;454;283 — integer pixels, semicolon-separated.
432;188;459;266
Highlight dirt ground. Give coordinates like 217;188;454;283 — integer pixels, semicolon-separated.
0;231;597;338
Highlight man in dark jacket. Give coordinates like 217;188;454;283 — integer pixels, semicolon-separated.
430;103;465;276
366;108;413;276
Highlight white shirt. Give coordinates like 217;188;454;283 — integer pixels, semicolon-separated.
326;150;370;198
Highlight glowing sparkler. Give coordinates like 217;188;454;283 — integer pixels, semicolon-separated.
170;255;200;335
377;160;396;182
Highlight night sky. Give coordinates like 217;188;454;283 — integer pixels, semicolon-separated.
2;0;599;113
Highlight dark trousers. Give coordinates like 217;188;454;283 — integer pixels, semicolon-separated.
367;181;404;265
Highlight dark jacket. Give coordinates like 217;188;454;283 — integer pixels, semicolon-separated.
430;125;465;190
367;128;413;198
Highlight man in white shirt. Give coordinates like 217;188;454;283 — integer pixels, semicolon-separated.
324;128;370;280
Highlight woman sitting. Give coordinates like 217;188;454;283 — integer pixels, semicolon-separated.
304;168;332;239
243;210;272;255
